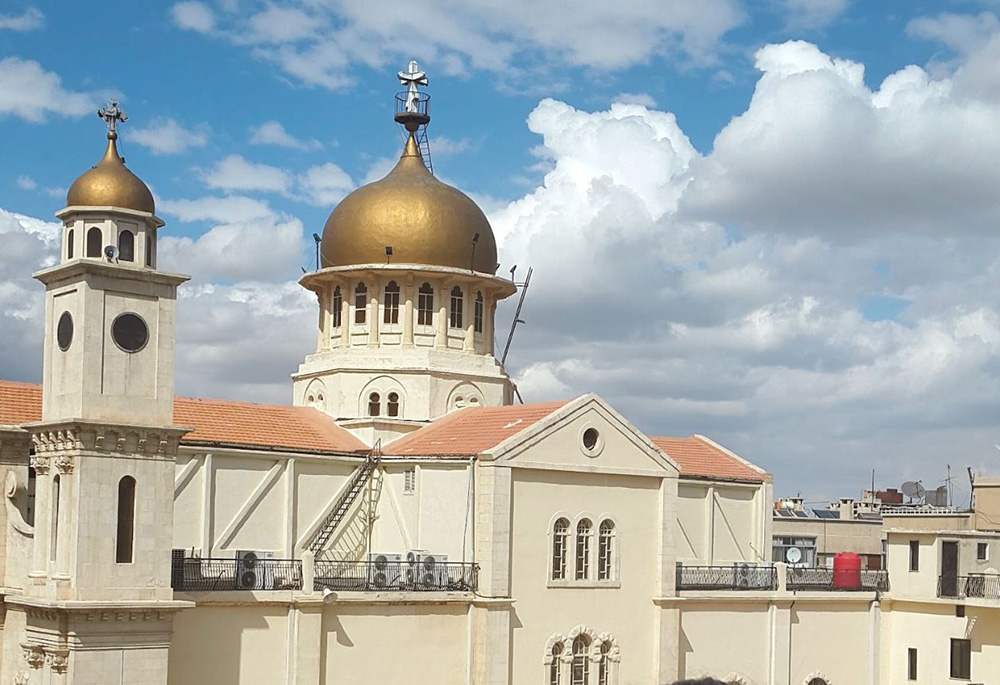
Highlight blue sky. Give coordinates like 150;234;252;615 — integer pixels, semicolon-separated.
4;0;1000;502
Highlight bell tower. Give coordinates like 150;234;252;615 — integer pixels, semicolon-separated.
5;102;190;685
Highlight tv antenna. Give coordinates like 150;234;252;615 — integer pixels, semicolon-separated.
394;60;433;173
501;266;532;367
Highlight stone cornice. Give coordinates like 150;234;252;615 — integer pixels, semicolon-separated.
25;420;189;460
33;258;188;288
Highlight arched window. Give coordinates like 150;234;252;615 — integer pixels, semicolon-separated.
576;519;592;580
86;227;102;257
66;228;74;260
118;230;135;262
387;392;400;417
598;519;615;581
474;292;484;333
383;281;400;325
332;286;343;328
354;282;368;325
598;642;612;685
552;518;569;580
450;286;464;328
145;235;153;267
50;474;60;562
571;635;590;685
807;680;829;685
418;283;434;325
549;643;563;685
116;476;136;563
368;392;380;417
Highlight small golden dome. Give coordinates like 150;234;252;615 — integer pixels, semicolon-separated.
66;134;155;214
320;134;497;274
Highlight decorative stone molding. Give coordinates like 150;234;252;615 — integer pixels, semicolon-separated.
28;455;50;475
542;633;569;664
725;674;753;685
29;420;186;459
804;672;832;685
45;649;69;674
82;609;172;623
21;644;44;669
596;631;621;662
13;670;28;685
53;455;74;474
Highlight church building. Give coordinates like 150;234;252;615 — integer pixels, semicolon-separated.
2;66;981;685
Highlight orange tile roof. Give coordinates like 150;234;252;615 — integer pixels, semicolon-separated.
0;380;366;454
386;401;569;456
651;435;766;483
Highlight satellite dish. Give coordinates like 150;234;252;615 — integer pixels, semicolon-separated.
914;482;926;501
901;481;920;501
786;547;803;564
104;245;119;262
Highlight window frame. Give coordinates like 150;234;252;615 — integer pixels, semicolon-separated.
354;282;368;325
598;519;615;581
417;282;434;326
383;280;400;325
977;541;989;562
331;286;343;329
907;647;917;681
387;391;400;417
368;392;380;417
551;518;569;581
118;229;135;262
66;228;74;260
575;519;592;581
950;637;971;680
474;291;484;334
570;635;590;685
909;539;920;572
116;476;136;564
449;286;464;329
86;226;102;258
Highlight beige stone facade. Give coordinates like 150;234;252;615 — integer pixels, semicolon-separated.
3;94;999;685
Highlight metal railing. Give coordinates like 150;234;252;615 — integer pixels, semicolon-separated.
171;557;303;592
938;574;1000;600
314;560;478;593
676;564;777;591
787;568;889;592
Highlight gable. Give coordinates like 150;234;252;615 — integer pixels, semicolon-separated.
650;435;767;483
491;395;678;478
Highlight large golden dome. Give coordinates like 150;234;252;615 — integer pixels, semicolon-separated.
66;134;155;214
320;134;497;274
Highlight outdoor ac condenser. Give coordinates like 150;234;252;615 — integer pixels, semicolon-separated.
235;550;275;590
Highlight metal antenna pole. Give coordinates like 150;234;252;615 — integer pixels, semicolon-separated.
501;267;532;367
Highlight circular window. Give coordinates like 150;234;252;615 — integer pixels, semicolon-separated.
56;312;73;351
583;428;600;450
111;313;149;353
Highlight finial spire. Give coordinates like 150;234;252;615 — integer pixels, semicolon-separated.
98;100;128;140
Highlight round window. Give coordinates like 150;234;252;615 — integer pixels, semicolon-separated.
111;313;149;353
582;427;600;451
56;312;73;351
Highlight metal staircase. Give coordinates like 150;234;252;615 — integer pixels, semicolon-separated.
308;442;382;555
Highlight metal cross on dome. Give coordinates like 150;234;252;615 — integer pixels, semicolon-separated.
98;99;128;134
398;60;428;113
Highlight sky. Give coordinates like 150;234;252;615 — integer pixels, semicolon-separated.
2;0;1000;504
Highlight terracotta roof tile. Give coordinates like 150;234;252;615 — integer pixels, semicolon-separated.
0;380;366;454
386;401;568;456
650;435;766;483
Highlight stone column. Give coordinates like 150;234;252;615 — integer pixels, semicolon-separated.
317;288;329;352
52;457;72;580
340;286;351;347
463;295;475;353
435;283;448;349
368;279;379;347
403;279;415;347
485;297;496;356
29;457;49;580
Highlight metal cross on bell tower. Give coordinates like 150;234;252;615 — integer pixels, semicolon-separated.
394;60;433;173
98;99;128;139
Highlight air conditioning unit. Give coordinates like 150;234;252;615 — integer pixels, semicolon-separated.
407;551;449;589
368;553;402;589
235;550;275;590
735;563;753;589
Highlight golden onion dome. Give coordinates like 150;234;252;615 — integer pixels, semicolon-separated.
320;133;497;274
66;133;155;214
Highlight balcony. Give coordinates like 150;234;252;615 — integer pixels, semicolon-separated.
938;574;1000;600
171;557;303;591
170;556;479;593
314;559;478;592
787;567;889;592
676;564;778;591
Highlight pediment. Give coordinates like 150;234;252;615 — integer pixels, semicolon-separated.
486;394;678;478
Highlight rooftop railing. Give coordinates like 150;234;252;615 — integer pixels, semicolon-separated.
314;559;478;593
171;557;303;592
676;564;778;591
787;567;889;592
938;574;1000;600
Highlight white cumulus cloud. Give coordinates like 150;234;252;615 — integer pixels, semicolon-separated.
0;7;44;31
172;1;215;33
249;120;322;151
129;118;209;155
0;57;102;121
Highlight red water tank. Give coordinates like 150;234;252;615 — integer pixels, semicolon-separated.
833;552;862;589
